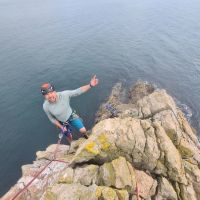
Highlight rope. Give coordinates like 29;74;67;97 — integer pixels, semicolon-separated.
12;137;69;200
11;113;140;200
136;182;139;200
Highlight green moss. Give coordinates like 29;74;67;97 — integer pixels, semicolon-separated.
178;145;193;158
105;163;116;185
99;162;116;187
166;130;177;144
156;160;167;175
115;189;128;200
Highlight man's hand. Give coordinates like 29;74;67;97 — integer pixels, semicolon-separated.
61;126;67;133
80;75;99;93
90;75;99;87
54;120;64;129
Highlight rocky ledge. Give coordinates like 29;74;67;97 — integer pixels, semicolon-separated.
2;81;200;200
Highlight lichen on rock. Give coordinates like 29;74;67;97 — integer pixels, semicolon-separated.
2;81;200;200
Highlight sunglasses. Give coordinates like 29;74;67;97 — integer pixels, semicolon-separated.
41;85;54;95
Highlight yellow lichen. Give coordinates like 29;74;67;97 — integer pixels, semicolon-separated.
58;176;73;184
85;142;99;155
102;187;118;199
95;187;103;198
43;191;56;200
98;134;111;151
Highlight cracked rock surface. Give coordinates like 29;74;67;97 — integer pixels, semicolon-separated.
2;81;200;200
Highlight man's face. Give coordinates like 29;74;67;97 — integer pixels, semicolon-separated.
44;91;57;103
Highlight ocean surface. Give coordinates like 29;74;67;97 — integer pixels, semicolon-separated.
0;0;200;196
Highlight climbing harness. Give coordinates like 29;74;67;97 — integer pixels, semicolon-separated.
70;110;79;120
12;136;69;200
61;121;72;140
105;103;118;117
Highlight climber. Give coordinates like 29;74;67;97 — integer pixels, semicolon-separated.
41;75;99;141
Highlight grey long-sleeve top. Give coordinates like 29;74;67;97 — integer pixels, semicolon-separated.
43;88;83;123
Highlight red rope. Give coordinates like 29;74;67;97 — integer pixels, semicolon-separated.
11;161;53;200
53;159;69;164
12;136;140;200
12;138;69;200
53;138;62;159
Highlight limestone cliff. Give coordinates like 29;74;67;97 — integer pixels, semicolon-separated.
2;81;200;200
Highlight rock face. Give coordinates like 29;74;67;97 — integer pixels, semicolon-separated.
2;81;200;200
